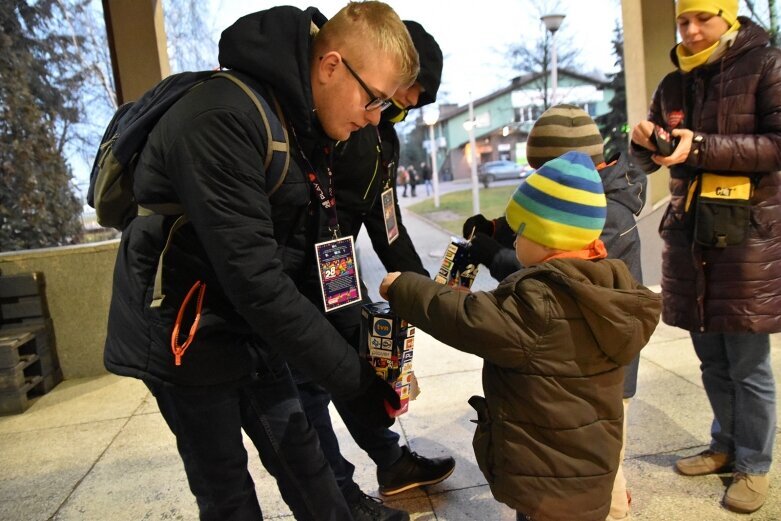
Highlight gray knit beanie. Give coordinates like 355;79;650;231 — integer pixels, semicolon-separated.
526;104;605;169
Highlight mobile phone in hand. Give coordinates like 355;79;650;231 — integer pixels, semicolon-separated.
651;125;679;156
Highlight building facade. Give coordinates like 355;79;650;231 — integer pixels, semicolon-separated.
432;69;613;181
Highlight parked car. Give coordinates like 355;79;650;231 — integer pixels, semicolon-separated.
477;160;531;188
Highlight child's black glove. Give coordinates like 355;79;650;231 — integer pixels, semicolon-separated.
341;362;400;429
467;232;503;267
462;214;494;239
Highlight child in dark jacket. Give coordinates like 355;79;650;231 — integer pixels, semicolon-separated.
463;104;647;520
380;151;661;521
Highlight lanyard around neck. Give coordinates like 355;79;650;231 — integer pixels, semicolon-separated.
290;126;340;238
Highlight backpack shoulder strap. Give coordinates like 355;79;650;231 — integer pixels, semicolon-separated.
211;72;290;196
150;72;293;309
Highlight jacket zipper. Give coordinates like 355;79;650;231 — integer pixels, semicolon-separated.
362;143;382;200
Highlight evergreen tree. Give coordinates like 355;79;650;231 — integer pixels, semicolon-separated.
596;22;628;160
1;1;83;251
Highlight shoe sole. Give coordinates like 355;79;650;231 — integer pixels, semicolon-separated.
379;466;456;496
675;464;733;476
723;499;765;514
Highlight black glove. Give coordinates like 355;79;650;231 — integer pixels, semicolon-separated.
493;217;517;248
462;214;494;239
467;232;503;267
341;362;400;429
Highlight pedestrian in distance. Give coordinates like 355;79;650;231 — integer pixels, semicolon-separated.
630;0;781;514
461;104;648;520
420;161;432;196
102;2;418;520
407;164;418;197
380;151;662;521
398;165;409;197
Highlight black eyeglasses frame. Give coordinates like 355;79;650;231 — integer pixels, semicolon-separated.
341;57;393;112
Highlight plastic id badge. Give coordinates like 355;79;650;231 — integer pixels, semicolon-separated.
315;236;362;312
381;188;399;244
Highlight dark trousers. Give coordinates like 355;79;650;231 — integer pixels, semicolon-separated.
294;287;403;498
296;378;403;501
146;362;350;521
334;397;402;469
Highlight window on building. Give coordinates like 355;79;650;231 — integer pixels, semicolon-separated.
583;102;596;116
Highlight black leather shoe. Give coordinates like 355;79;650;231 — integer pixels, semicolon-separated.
348;492;409;521
377;446;456;496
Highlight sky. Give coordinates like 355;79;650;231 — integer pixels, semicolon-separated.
211;0;623;106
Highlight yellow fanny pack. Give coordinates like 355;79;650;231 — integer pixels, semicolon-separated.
688;173;753;248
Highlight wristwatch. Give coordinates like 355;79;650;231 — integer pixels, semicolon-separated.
691;133;705;158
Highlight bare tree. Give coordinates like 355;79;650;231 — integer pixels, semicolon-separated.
3;0;218;250
745;0;779;46
58;0;217;195
163;0;218;72
506;1;581;109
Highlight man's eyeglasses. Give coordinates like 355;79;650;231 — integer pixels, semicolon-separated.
341;58;392;112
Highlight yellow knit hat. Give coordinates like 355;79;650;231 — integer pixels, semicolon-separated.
676;0;739;26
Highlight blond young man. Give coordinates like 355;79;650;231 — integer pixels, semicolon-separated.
103;3;418;520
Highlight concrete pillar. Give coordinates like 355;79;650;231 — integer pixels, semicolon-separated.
621;0;677;208
102;0;170;104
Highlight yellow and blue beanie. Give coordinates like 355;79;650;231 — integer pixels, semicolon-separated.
505;151;606;251
676;0;739;26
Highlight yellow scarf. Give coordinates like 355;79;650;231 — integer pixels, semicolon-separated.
676;20;741;72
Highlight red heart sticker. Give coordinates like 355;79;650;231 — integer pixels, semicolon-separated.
668;110;684;128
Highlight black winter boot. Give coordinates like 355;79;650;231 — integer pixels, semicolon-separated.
377;445;455;496
348;492;409;521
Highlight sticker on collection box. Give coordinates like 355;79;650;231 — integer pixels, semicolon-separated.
360;302;416;417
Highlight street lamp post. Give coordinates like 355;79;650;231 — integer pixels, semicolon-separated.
465;94;480;215
422;106;440;208
541;13;566;107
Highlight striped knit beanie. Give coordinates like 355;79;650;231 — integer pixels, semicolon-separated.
505;151;606;251
526;104;605;169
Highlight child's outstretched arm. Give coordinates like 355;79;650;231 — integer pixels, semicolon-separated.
379;272;401;300
381;272;535;368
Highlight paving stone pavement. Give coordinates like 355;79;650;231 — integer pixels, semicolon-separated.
1;187;779;520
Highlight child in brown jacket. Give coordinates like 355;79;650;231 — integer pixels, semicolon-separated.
380;151;661;521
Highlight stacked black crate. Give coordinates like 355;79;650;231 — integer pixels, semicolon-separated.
0;272;63;415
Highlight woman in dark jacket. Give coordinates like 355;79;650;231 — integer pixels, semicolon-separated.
630;0;781;514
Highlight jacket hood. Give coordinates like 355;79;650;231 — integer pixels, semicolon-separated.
599;153;647;216
218;6;327;137
542;259;661;365
404;20;443;108
670;17;770;69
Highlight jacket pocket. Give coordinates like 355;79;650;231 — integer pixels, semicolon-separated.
468;395;495;484
658;198;693;246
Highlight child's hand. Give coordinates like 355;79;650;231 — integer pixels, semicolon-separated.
380;272;401;300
